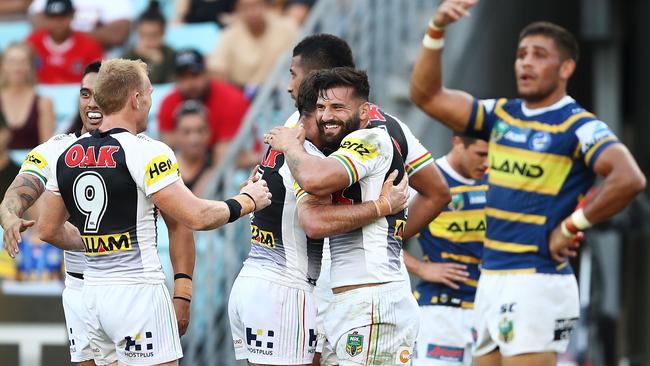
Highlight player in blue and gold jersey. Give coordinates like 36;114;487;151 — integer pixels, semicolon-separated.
405;134;487;366
410;1;646;366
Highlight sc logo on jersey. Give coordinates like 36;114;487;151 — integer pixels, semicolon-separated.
145;155;179;187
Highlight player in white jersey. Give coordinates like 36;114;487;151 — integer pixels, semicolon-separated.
267;68;420;365
283;34;451;366
35;59;271;366
229;72;409;365
0;61;196;365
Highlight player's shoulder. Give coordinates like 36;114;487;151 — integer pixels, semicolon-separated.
135;133;174;152
304;139;324;158
344;126;390;143
284;110;300;128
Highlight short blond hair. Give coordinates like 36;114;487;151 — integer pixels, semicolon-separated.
94;59;149;115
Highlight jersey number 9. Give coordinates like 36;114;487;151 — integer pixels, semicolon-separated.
73;172;108;233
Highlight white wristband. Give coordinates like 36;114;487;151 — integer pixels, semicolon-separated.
422;34;444;50
570;208;592;230
560;221;575;238
428;19;445;31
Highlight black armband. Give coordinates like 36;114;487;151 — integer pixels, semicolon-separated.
174;273;192;281
225;198;242;223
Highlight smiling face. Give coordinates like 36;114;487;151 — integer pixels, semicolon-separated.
316;86;368;152
79;72;102;133
515;34;574;103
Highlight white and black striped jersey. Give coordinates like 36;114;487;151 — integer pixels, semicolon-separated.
19;132;86;275
46;128;180;285
326;127;408;288
239;140;325;290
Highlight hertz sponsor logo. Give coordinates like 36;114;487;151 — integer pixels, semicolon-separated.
339;138;378;161
145;155;179;187
394;219;405;240
82;232;132;255
251;225;275;248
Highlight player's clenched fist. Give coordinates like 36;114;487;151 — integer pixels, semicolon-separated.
240;178;272;211
432;0;478;28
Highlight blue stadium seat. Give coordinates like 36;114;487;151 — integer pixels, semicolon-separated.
0;21;31;50
164;23;220;55
147;82;175;138
37;84;79;132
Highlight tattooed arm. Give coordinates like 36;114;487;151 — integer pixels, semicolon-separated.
0;173;45;257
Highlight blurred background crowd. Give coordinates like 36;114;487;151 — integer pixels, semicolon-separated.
0;0;313;285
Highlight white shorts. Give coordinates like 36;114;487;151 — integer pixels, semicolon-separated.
315;249;413;366
413;306;474;366
62;274;94;363
228;275;317;365
473;273;579;358
82;282;183;365
324;281;419;366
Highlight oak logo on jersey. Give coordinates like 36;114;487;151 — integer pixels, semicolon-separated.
65;145;120;168
340;138;377;161
394;219;405;240
251;224;275;248
261;149;282;168
124;331;154;358
23;151;47;169
82;232;132;255
145;155;179;187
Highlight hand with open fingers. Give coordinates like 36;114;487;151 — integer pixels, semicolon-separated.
3;216;34;258
416;262;470;290
263;125;305;153
173;297;191;336
433;0;479;28
240;165;261;190
549;223;583;262
380;170;409;215
240;178;272;211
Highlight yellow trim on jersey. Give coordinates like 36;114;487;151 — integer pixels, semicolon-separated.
556;262;569;271
449;185;488;194
441;252;481;264
495;102;595;133
488;142;572;195
339;137;379;161
481;267;537;274
484;238;538;253
145;155;179;187
474;100;485;131
413;290;421;301
22;150;48;170
584;136;618;165
485;207;547;225
465;279;478;287
427;209;486;243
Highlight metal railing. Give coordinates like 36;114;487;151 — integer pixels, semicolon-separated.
181;0;443;364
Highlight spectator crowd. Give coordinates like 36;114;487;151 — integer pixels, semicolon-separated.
0;0;316;282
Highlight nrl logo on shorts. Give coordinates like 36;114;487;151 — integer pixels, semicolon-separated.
498;318;514;343
346;331;363;357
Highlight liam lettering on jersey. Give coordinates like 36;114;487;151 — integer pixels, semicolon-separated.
250;224;276;248
83;232;132;255
65;144;120;168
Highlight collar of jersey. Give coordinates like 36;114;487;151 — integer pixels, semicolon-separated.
436;156;476;185
520;95;575;117
93;127;130;137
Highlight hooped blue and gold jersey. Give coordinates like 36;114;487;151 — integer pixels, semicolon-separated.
465;96;619;274
414;157;487;308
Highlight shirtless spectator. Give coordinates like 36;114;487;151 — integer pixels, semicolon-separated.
29;0;133;50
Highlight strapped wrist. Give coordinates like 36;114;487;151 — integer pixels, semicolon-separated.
174;277;193;301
